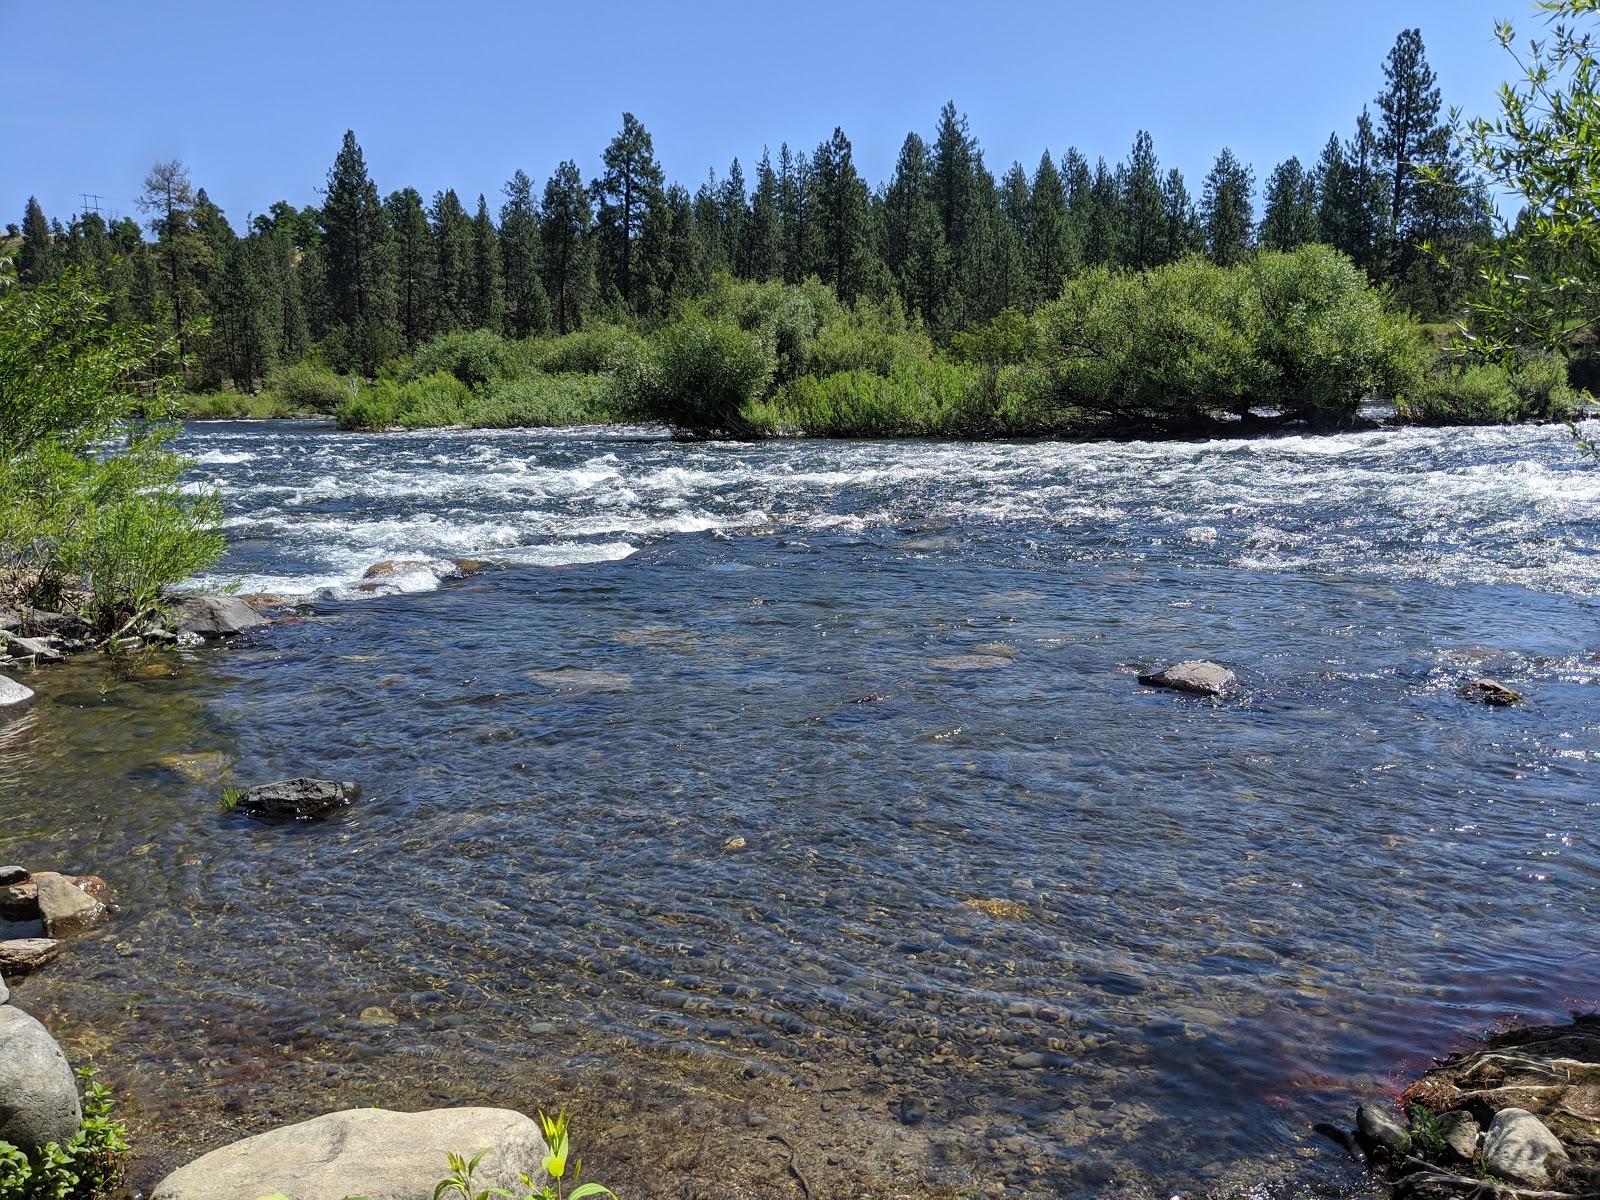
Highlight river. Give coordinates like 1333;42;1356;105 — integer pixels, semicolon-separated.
3;420;1597;1198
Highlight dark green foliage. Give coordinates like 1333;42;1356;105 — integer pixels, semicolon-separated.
319;131;395;373
1200;148;1255;266
810;128;878;303
17;197;56;287
615;314;775;437
594;112;665;311
541;161;596;334
500;170;550;338
1259;157;1319;250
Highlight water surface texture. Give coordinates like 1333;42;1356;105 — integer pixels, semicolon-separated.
4;421;1598;1197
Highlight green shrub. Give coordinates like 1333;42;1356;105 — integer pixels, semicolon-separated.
618;316;775;437
0;1068;130;1200
528;324;644;375
401;329;513;389
1399;350;1584;424
470;374;615;427
336;371;473;430
0;274;225;637
262;360;353;413
1034;246;1420;429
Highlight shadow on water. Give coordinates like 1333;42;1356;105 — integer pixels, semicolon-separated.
1;422;1598;1198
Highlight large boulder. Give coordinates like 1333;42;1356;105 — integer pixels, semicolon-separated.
31;872;107;936
0;972;9;1005
0;674;35;713
1138;660;1237;697
0;1005;82;1153
236;778;360;822
1483;1108;1568;1186
173;595;269;639
151;1107;550;1200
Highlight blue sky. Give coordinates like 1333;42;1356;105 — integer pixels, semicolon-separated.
6;0;1521;230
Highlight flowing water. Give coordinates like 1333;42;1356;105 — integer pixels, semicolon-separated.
3;420;1599;1198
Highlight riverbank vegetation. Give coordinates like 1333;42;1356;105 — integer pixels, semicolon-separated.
0;273;224;638
6;18;1596;436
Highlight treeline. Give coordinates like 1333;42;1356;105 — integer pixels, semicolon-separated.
8;28;1488;393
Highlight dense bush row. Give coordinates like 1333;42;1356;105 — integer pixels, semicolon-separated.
182;245;1588;439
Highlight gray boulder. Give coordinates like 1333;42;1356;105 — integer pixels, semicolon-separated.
0;972;9;1004
32;873;107;936
150;1107;550;1200
1138;660;1237;697
0;1005;82;1153
173;595;269;639
3;637;63;664
237;778;360;822
1437;1109;1480;1160
0;674;35;712
1483;1107;1568;1186
1355;1102;1409;1155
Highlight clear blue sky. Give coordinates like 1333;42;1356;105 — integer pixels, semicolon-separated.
5;0;1522;230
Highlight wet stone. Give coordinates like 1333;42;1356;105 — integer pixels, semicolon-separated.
1460;678;1524;707
1138;660;1237;697
0;867;26;887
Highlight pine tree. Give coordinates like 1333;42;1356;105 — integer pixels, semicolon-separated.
17;197;56;286
385;188;435;348
138;160;208;363
540;160;596;334
429;189;474;334
1160;168;1203;262
1027;151;1074;304
741;149;783;282
718;158;748;276
810;127;878;302
1258;157;1319;250
593;113;665;311
469;195;503;332
1200;148;1256;265
778;143;814;283
319;131;396;372
882;132;948;323
500;169;550;337
1376;29;1447;239
1120;132;1167;269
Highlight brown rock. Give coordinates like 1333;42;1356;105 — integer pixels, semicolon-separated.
32;872;106;935
0;939;59;976
362;559;433;579
1461;678;1524;707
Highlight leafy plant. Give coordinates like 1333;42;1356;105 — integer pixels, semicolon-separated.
434;1112;614;1200
218;785;245;813
1401;1103;1449;1158
0;1068;130;1200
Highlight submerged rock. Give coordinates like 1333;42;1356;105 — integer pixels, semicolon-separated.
1137;660;1237;697
0;940;59;976
150;1107;550;1200
236;778;360;821
0;1005;82;1153
0;675;37;712
31;873;108;936
1460;678;1524;707
1483;1108;1568;1186
173;595;269;638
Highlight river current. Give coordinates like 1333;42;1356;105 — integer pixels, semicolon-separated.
3;420;1598;1198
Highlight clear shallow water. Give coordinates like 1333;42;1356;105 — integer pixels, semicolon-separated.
3;420;1599;1197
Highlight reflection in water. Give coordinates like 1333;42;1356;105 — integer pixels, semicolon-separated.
0;421;1597;1197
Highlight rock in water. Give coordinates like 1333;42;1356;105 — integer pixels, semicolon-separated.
0;675;35;713
237;778;360;821
1483;1108;1568;1186
1461;678;1524;707
150;1107;550;1200
0;1005;82;1152
1138;660;1237;697
0;940;59;976
31;873;107;936
1355;1103;1409;1155
0;865;27;886
173;595;269;639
